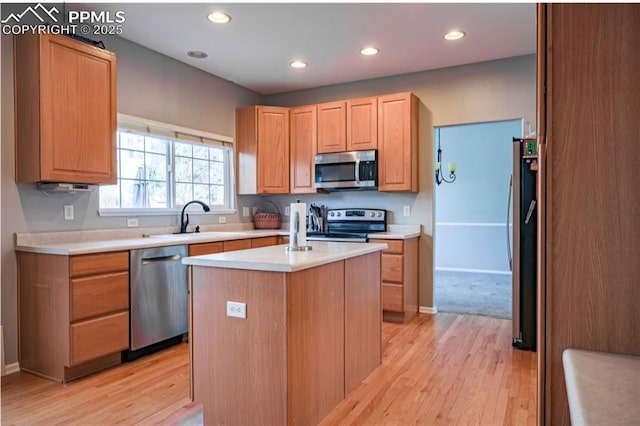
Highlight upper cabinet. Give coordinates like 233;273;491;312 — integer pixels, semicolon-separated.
236;106;290;195
377;93;419;192
346;97;378;151
290;105;318;194
14;34;117;184
317;101;346;153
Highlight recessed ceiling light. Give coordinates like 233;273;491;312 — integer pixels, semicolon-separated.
444;31;465;41
290;60;308;69
187;51;208;59
360;47;379;56
207;11;231;24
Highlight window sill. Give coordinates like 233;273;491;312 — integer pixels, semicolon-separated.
98;208;237;217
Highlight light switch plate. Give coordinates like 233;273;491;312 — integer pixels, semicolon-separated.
242;207;250;217
284;206;290;216
226;301;246;319
403;205;411;217
64;205;74;220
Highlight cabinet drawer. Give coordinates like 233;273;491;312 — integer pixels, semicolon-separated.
223;239;251;252
251;236;279;248
70;271;128;321
70;311;129;365
382;254;404;283
189;242;223;256
382;284;403;312
370;239;404;255
70;252;129;277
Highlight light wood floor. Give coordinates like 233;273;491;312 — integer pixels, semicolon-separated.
1;313;536;425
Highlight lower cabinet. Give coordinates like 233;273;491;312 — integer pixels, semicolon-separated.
190;236;281;255
369;237;419;323
17;251;130;383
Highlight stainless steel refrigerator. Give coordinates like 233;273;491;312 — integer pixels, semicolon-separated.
508;137;537;351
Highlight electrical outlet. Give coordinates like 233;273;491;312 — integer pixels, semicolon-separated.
226;301;246;319
403;205;411;217
242;207;250;217
127;218;139;227
284;206;290;216
64;205;74;220
218;216;227;224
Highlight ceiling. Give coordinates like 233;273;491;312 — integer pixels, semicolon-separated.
88;3;536;95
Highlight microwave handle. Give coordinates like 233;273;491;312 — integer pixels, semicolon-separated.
355;159;360;184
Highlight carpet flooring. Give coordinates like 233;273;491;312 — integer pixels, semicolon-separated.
435;270;512;319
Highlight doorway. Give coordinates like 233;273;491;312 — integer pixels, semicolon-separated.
434;119;522;318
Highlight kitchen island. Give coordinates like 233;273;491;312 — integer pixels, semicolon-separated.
183;241;387;425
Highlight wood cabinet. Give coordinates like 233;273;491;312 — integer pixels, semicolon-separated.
236;106;290;194
377;93;419;192
14;33;117;184
191;251;381;425
370;238;419;323
189;236;280;256
347;97;378;151
17;251;129;383
537;5;640;425
317;101;347;153
290;105;318;193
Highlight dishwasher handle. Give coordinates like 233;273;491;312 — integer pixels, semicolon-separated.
141;254;182;265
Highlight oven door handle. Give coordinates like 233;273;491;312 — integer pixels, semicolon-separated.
355;159;361;184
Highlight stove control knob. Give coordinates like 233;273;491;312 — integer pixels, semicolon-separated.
377;212;383;217
336;212;341;217
330;212;335;217
369;212;375;217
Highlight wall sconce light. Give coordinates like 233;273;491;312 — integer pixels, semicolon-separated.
435;128;458;185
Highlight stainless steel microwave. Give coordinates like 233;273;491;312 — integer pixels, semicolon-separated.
314;150;377;191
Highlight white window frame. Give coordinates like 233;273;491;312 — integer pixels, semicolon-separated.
99;114;235;217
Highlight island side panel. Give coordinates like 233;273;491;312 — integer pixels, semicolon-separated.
191;267;287;425
344;251;382;395
287;261;345;425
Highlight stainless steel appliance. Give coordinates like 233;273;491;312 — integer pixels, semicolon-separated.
508;137;537;351
314;150;377;191
307;208;386;242
129;245;188;352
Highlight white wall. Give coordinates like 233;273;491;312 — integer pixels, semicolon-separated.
435;119;522;273
1;31;535;367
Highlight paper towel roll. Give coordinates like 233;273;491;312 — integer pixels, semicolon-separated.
289;202;307;247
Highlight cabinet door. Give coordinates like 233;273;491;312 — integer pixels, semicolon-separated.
223;239;252;252
258;107;290;194
377;93;418;192
40;35;117;184
317;101;346;153
251;236;279;248
290;105;318;193
347;97;377;151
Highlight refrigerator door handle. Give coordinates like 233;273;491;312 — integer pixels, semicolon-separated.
506;174;513;272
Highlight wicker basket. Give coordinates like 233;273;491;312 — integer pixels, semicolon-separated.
253;200;282;229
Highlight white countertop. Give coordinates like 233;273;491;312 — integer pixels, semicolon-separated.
14;224;419;255
183;241;388;272
563;349;640;426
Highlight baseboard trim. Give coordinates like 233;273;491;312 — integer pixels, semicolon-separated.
419;306;437;314
435;267;511;275
3;362;20;376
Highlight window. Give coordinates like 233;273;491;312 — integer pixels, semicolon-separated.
99;115;234;214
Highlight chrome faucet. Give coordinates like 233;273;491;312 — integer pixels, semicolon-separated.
179;200;210;233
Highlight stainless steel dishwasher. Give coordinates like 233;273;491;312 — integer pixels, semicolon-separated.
129;245;188;352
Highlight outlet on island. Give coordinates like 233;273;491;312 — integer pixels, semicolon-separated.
226;301;246;319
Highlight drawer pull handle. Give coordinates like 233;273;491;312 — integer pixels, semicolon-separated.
141;254;181;264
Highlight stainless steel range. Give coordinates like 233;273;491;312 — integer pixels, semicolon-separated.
307;208;387;242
